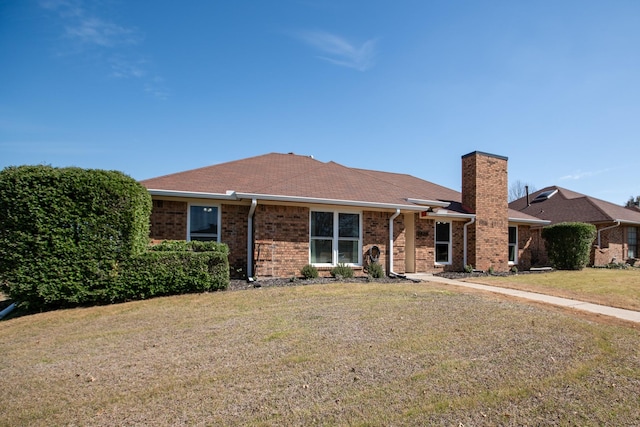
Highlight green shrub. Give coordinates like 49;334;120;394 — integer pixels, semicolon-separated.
108;249;229;302
330;263;354;279
0;165;151;310
463;264;474;273
542;222;597;270
367;262;385;279
300;264;319;279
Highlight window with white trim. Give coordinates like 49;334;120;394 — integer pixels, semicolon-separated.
629;227;638;259
435;221;451;264
508;226;518;264
188;204;220;242
310;211;361;265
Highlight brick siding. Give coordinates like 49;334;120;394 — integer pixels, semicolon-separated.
462;152;509;272
149;199;188;241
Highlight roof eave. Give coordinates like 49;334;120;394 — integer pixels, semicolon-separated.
148;189;445;211
508;217;552;225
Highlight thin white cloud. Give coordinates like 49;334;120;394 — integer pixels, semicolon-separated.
559;168;611;181
294;30;378;71
109;56;147;78
64;17;142;47
40;0;166;99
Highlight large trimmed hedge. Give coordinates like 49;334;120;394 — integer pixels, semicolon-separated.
541;222;597;270
0;166;229;311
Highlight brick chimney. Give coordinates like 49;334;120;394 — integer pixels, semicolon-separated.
461;151;509;272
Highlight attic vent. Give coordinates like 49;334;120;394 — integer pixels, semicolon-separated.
532;189;558;203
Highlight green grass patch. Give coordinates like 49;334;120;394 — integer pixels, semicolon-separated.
1;283;639;426
472;268;640;310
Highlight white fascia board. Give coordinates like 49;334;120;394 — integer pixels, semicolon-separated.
405;198;451;208
616;218;640;226
508;217;551;225
424;211;476;220
235;192;426;211
147;189;238;200
149;189;446;212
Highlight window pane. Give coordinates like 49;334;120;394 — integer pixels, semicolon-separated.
311;239;332;263
509;245;516;262
629;228;637;245
338;213;359;238
509;226;517;244
436;222;450;242
311;212;333;238
190;206;217;234
338;240;359;264
435;243;449;263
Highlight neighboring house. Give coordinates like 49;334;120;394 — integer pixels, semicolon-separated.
140;151;548;278
510;186;640;266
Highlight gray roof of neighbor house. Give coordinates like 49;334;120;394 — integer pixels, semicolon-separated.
141;152;544;222
510;186;640;226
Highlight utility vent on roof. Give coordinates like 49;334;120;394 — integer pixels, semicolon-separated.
532;189;558;203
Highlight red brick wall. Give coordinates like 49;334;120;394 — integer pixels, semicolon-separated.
592;225;626;266
462;152;509;272
149;199;188;241
363;211;390;274
222;205;249;278
253;205;310;278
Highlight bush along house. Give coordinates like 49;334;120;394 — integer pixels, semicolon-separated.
140;151;549;279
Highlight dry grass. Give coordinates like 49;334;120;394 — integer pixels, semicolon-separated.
1;282;640;426
469;268;640;311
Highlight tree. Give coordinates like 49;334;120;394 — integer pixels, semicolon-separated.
626;195;640;208
509;180;537;202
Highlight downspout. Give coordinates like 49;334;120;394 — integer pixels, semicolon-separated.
389;209;402;277
247;199;257;281
463;217;476;268
597;220;621;247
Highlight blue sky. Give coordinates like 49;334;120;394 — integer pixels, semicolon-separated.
1;0;638;205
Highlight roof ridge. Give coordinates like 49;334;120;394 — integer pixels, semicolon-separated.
251;154;327;194
140;152;282;183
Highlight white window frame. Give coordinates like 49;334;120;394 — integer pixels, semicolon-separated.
435;221;452;265
309;210;363;267
187;202;221;242
508;225;518;265
628;227;638;259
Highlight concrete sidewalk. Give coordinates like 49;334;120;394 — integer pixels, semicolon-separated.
405;273;640;324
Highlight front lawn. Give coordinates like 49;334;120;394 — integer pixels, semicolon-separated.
1;282;639;426
470;268;640;311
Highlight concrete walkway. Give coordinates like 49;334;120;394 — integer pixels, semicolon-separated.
405;273;640;324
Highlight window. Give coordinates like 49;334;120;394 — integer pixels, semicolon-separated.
435;221;451;264
188;204;219;241
629;227;638;259
509;226;518;264
310;211;361;265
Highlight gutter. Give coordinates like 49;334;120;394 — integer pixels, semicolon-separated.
508;217;551;225
424;211;475;220
149;189;447;212
463;217;476;267
597;220;621;247
147;189;238;200
247;199;257;281
389;209;403;277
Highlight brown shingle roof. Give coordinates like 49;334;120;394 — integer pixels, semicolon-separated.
141;152;463;209
141;152;546;223
510;186;640;225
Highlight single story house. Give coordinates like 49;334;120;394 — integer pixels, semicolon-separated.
510;186;640;266
141;151;548;278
